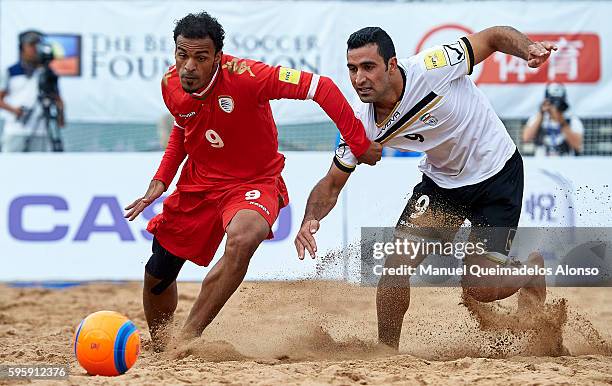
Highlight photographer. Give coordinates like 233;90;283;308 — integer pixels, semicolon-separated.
0;30;64;152
522;83;583;156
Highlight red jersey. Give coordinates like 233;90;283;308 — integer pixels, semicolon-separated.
154;54;370;191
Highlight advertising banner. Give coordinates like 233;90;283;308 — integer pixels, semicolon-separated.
1;1;610;123
1;153;610;280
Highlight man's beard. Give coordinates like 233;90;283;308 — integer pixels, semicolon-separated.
180;79;202;93
180;65;217;94
182;85;198;93
358;93;378;103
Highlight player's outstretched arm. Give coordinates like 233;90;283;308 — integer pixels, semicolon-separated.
466;26;557;68
124;179;166;221
253;61;381;165
312;76;382;165
295;163;351;259
124;124;186;221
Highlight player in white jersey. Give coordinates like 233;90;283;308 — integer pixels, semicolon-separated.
295;26;557;350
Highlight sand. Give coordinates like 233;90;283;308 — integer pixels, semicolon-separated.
1;281;611;385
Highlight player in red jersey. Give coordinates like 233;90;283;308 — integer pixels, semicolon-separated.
124;12;382;349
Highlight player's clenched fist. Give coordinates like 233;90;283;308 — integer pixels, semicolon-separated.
527;41;557;68
124;179;166;221
357;141;383;166
295;219;320;259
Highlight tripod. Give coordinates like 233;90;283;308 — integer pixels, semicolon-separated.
24;66;63;152
39;92;63;152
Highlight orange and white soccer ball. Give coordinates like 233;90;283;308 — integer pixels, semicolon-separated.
73;311;140;376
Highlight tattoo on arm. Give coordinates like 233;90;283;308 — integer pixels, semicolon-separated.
490;26;533;61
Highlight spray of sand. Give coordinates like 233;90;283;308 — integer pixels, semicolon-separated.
136;241;612;363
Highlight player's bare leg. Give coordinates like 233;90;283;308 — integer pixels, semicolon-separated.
377;205;464;350
462;252;546;306
376;249;427;350
181;209;269;339
143;273;179;351
515;253;547;310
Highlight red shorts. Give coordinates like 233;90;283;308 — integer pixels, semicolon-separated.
146;176;289;266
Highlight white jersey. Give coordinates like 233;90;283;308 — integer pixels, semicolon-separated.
0;62;48;138
335;37;516;189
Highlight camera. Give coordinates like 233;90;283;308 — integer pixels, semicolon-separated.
36;41;55;66
544;83;569;112
18;30;59;96
545;96;568;112
17;30;63;151
35;42;59;97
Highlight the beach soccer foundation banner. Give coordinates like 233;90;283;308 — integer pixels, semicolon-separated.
1;1;611;123
0;153;610;281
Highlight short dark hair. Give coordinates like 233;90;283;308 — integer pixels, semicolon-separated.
173;12;225;52
18;30;43;52
347;27;396;68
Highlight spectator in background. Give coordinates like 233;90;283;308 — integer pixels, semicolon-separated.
0;30;65;152
522;83;583;156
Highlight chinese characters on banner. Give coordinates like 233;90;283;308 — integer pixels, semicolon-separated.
478;33;600;84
